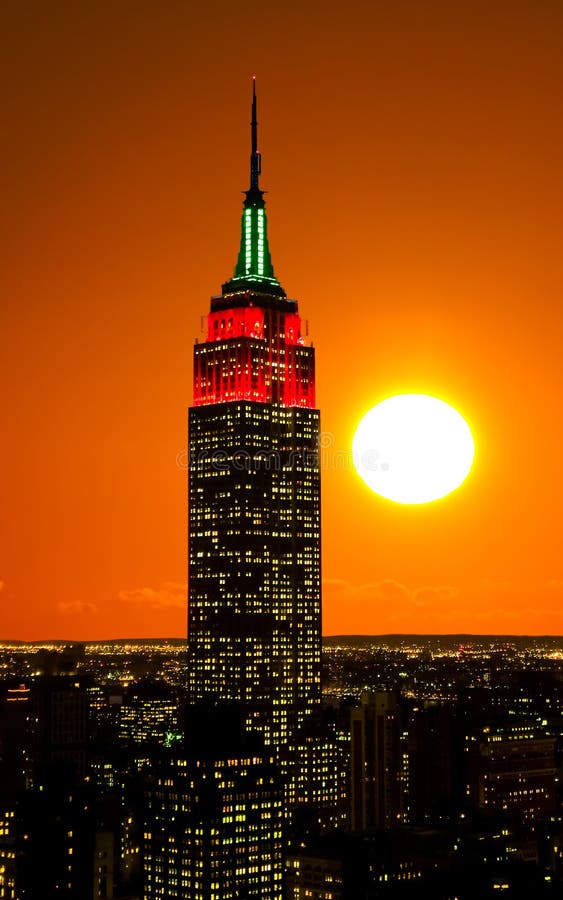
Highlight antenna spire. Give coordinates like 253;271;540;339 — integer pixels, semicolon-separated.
223;79;285;297
250;76;261;192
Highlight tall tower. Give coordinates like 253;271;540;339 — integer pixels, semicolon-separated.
187;82;321;770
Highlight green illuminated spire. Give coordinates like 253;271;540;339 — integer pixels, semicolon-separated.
225;79;284;296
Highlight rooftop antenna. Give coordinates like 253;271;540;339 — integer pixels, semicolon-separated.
249;75;261;192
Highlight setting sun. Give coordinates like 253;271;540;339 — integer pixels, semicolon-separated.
352;395;475;504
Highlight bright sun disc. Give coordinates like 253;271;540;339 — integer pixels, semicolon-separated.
352;394;474;504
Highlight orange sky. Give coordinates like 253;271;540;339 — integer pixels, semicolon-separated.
3;0;563;639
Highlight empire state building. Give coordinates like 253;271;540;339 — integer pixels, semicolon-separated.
187;82;321;769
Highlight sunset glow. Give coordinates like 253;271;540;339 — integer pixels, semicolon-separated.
4;1;563;638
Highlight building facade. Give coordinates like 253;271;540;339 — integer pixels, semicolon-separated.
465;723;557;823
143;723;284;900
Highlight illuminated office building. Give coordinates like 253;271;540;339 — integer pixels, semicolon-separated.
119;683;179;746
0;804;17;900
295;712;349;832
187;83;321;778
465;724;557;823
143;711;284;900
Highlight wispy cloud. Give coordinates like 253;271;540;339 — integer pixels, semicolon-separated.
58;600;98;615
322;576;563;633
322;577;413;602
118;582;186;610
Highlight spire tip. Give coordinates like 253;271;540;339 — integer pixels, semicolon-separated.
250;77;260;191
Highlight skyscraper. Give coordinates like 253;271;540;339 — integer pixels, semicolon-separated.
187;81;321;785
350;691;404;830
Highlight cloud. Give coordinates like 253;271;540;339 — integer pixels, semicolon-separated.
322;576;563;634
58;600;98;615
412;585;460;606
322;578;419;633
322;577;412;602
118;582;186;610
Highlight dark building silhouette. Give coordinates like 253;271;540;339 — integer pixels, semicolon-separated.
287;817;558;899
3;676;94;900
407;702;457;823
31;675;88;782
350;691;404;830
0;681;31;899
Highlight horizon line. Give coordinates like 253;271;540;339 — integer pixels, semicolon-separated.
3;632;563;646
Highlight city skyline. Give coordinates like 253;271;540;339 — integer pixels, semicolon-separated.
4;1;563;638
